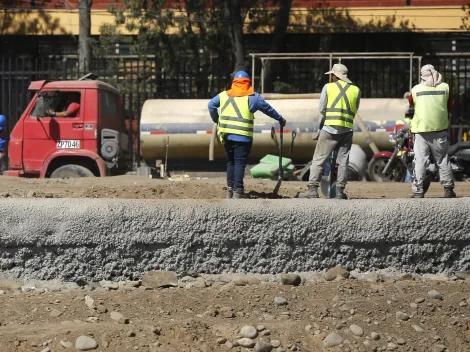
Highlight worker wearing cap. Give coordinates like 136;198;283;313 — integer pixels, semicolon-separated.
299;63;361;200
408;64;455;198
0;115;7;172
208;71;286;199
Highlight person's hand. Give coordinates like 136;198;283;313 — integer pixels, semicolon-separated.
279;117;286;128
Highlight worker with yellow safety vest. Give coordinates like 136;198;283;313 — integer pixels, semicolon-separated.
407;64;456;198
299;63;361;200
208;71;286;199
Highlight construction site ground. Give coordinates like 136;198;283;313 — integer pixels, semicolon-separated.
1;175;470;199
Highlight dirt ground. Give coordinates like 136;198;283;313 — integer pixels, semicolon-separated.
0;175;470;199
0;276;469;352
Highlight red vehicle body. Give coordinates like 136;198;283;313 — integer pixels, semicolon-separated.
4;78;132;178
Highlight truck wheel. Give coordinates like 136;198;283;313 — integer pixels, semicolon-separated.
50;164;95;178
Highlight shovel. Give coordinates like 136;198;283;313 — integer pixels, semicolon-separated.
273;125;284;197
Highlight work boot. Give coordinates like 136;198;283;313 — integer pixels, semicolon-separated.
233;188;246;199
444;187;456;198
226;187;233;199
335;187;348;200
298;186;319;199
412;192;424;198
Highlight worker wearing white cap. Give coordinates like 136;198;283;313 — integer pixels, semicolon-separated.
299;63;361;200
407;64;455;198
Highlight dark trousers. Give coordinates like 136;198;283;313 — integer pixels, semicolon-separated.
224;140;252;190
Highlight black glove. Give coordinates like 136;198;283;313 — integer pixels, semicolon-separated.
279;118;286;128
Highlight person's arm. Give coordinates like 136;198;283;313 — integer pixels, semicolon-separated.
48;103;80;117
356;89;361;111
319;84;328;116
208;95;220;124
251;94;283;122
408;93;414;106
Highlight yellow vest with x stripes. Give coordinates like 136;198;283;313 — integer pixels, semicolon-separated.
217;91;254;141
324;81;360;129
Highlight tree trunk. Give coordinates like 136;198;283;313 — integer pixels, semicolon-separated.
224;0;246;73
78;0;92;75
262;0;292;93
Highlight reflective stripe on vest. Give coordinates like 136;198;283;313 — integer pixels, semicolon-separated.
324;81;360;129
217;91;254;138
410;83;449;133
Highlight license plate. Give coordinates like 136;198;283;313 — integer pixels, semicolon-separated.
56;140;80;149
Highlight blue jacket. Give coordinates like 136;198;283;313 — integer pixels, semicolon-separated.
208;92;283;142
0;131;6;152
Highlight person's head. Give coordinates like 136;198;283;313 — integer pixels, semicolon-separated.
234;71;250;80
420;64;442;87
325;63;352;84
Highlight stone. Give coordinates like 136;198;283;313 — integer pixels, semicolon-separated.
271;340;281;348
126;331;136;337
96;305;108;314
110;311;129;324
428;289;443;300
101;281;119;290
216;337;227;344
280;274;301;286
371;332;380;341
142;271;178;288
41;348;51;352
325;266;350;281
412;324;425;333
415;297;425;303
240;325;258;339
395;312;409;321
274;297;288;306
75;336;98;351
85;295;95;310
0;281;21;291
323;332;343;347
256;325;266;332
237;338;255;348
50;309;63;317
232;275;249;286
193;277;208;288
396;338;406;345
349;324;364;337
150;326;161;335
27;191;36;198
387;343;398;350
410;303;418;309
432;344;447;352
60;340;73;349
455;271;470;280
254;340;273;352
224;341;233;349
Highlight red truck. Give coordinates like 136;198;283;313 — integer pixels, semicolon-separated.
4;76;136;178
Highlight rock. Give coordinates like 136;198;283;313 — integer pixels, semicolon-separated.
60;340;73;349
254;340;273;352
101;281;119;290
110;311;129;324
387;343;398;350
44;193;53;198
50;309;63;317
0;281;21;291
101;334;110;348
274;296;288;306
349;324;364;337
96;305;108;314
271;340;281;348
240;325;258;339
410;303;418;309
85;295;95;310
142;271;178;288
224;341;233;349
27;191;36;198
371;332;380;341
428;289;443;300
325;266;350;281
75;336;98;351
126;331;136;337
396;338;406;345
412;324;425;333
432;344;447;352
21;286;34;293
415;297;425;303
395;312;410;321
216;337;227;344
237;338;255;348
150;326;161;335
220;306;235;318
193;277;208;288
280;274;301;286
41;348;51;352
455;271;470;280
323;332;343;347
256;325;266;332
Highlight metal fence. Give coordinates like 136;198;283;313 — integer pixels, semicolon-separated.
1;53;470;134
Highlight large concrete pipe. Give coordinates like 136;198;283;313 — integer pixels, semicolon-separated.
348;144;368;181
140;98;407;165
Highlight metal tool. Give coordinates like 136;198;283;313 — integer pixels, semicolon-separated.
320;148;338;199
289;130;297;159
273;125;284;196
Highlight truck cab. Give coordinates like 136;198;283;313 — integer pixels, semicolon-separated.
4;76;131;178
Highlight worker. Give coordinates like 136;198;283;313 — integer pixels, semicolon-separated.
0;115;7;172
47;92;80;118
407;64;455;198
208;71;286;199
299;63;361;200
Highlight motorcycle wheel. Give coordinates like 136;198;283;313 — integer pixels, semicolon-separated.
367;156;406;182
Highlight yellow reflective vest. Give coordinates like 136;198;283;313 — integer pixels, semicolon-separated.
324;81;360;129
217;91;254;142
410;83;449;133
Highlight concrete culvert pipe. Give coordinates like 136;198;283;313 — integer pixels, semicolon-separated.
348;144;368;181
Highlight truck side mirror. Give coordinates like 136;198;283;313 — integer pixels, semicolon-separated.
31;96;46;120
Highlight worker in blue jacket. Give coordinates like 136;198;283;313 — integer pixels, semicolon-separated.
208;71;286;199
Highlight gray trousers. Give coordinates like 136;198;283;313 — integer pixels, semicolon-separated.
412;131;454;193
308;130;353;189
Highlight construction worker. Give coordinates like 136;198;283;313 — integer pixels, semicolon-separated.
299;63;361;200
407;64;455;198
208;71;286;199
